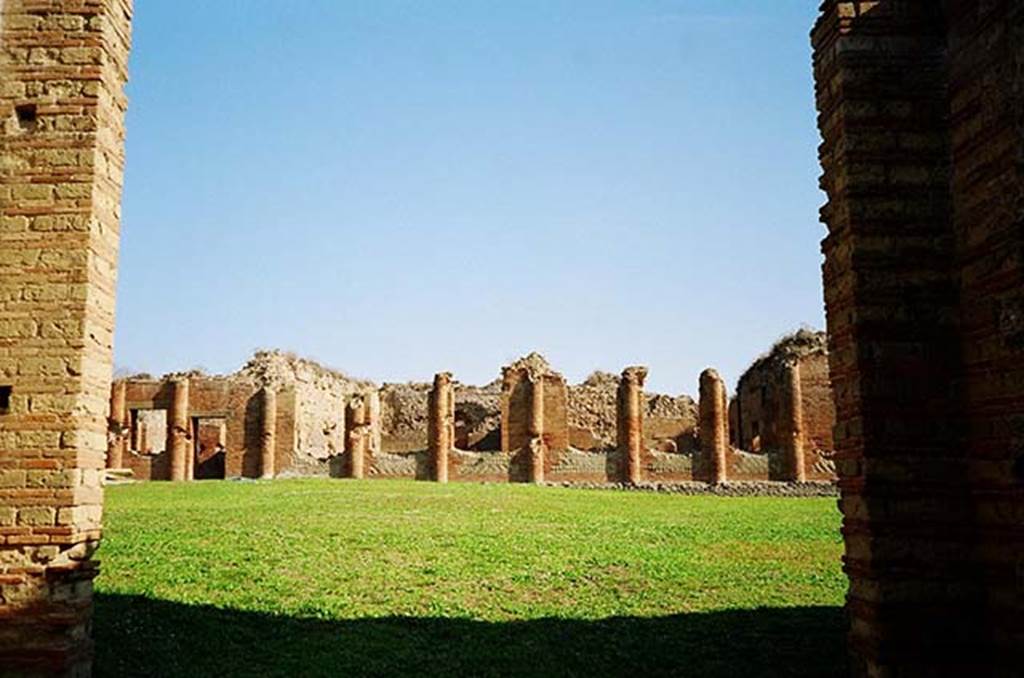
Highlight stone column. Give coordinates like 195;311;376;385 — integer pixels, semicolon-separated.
344;396;366;480
107;380;127;469
528;375;545;484
617;367;647;484
167;378;191;482
428;373;454;483
781;363;806;483
699;369;728;484
260;387;277;480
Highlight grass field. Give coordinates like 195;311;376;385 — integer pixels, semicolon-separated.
93;480;847;677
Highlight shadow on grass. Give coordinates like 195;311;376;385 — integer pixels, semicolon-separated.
94;593;847;677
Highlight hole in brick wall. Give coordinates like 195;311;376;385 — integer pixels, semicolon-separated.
0;386;12;415
15;104;38;131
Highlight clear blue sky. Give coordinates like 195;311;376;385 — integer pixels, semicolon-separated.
116;1;826;394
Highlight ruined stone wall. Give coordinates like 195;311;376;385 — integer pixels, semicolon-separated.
454;380;502;450
369;355;706;484
111;351;819;487
379;382;429;453
732;331;836;480
0;1;133;672
239;351;371;475
568;372;697;453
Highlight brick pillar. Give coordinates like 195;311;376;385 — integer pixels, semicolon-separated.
780;364;806;483
528;375;545;484
812;2;982;674
699;369;728;484
617;367;647;484
428;373;454;483
0;1;134;674
346;390;380;479
344;395;366;480
185;419;196;482
107;381;127;469
366;390;381;459
260;388;277;480
135;416;147;454
167;379;191;482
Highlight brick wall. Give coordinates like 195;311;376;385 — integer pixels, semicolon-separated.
734;351;836;481
0;0;133;673
946;0;1024;666
117;376;296;480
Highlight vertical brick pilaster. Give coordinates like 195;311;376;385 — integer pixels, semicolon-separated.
698;369;728;484
107;380;127;469
781;364;806;482
528;375;545;484
812;1;984;673
617;367;647;484
428;373;454;483
344;393;372;480
260;388;277;480
0;0;134;674
167;378;190;482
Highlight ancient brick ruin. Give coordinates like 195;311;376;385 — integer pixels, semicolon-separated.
100;349;838;488
731;330;836;481
3;1;1022;675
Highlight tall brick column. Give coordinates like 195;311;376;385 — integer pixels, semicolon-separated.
259;388;277;480
698;369;728;484
780;364;806;483
428;373;454;483
0;1;134;674
167;379;191;482
366;389;381;461
811;2;1018;673
617;367;647;484
344;394;372;480
107;380;127;469
528;374;545;484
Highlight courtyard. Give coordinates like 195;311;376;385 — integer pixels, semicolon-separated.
94;481;845;676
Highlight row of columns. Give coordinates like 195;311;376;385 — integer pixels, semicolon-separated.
116;366;806;485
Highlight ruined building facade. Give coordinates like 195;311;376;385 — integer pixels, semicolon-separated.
731;330;837;481
109;350;838;487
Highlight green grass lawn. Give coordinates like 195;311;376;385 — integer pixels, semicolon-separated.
94;480;847;677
